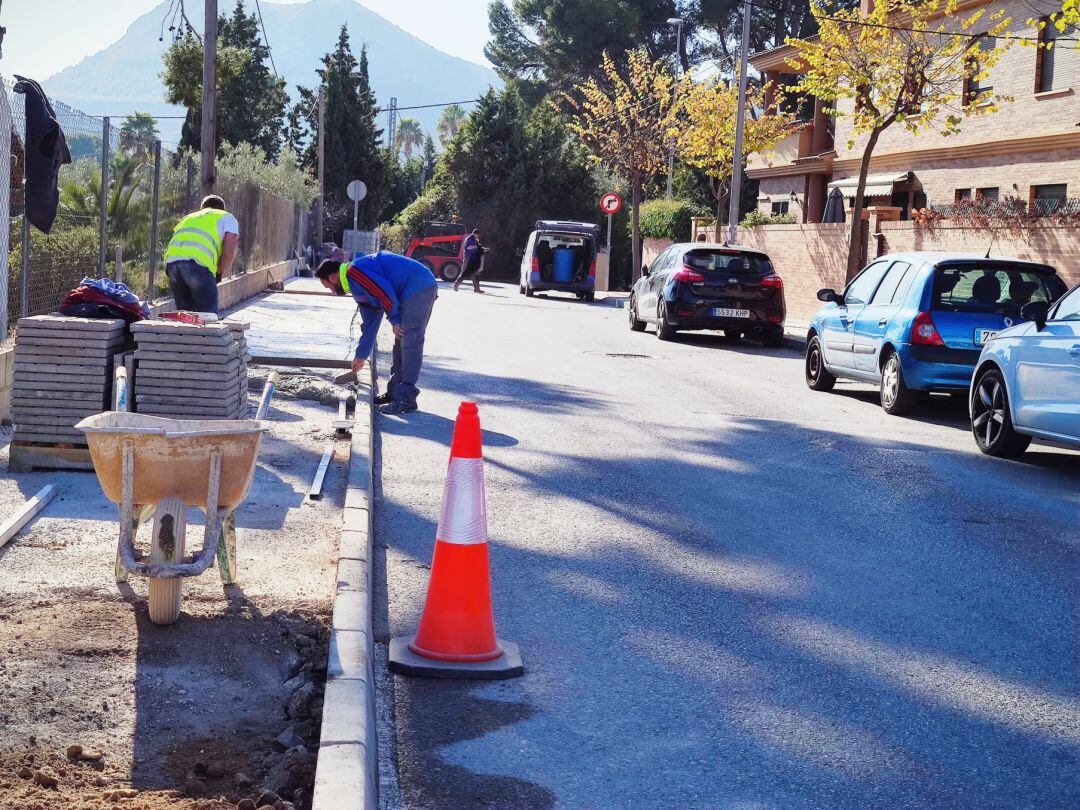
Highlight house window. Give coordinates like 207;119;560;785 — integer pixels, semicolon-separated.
955;188;972;202
964;36;996;105
1031;183;1068;215
771;201;790;215
976;186;999;202
1037;20;1078;92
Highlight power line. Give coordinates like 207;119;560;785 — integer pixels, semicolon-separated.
252;0;279;75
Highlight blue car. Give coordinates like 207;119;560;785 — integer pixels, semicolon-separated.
805;252;1068;414
969;282;1080;456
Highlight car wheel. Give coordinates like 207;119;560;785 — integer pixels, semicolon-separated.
805;336;836;392
760;329;784;349
628;296;646;331
880;352;917;415
971;367;1031;457
656;300;677;341
584;291;595;302
519;283;526;295
525;285;534;297
722;330;741;342
439;262;461;282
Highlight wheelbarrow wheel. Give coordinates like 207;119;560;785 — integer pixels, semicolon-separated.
147;497;186;626
148;577;183;625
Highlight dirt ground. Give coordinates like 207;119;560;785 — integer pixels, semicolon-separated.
0;372;351;810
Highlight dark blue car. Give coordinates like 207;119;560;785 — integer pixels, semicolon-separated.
805;252;1067;414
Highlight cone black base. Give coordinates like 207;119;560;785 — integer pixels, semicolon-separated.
388;636;524;680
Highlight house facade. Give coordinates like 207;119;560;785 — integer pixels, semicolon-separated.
746;0;1080;223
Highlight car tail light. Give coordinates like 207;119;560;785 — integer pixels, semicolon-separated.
673;266;705;283
911;311;944;346
588;260;596;278
676;307;695;317
767;315;784;323
531;257;540;273
761;274;783;289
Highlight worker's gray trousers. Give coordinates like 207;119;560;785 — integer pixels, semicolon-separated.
388;285;438;406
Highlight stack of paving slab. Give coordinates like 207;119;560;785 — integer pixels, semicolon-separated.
11;315;127;446
131;320;249;419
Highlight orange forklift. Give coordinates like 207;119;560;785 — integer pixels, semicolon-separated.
403;222;468;281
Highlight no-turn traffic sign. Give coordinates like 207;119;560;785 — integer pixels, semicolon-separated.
600;192;623;215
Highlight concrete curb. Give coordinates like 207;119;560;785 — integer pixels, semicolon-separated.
312;361;377;810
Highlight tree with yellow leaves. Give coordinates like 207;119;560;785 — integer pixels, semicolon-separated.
678;82;796;240
562;49;690;280
789;0;1011;277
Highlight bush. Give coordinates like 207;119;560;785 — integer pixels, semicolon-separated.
741;210;797;227
378;222;407;254
636;199;707;241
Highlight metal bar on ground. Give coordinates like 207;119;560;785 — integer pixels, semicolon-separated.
98;116;110;276
0;485;58;550
250;355;351;370
255;371;279;419
307;441;335;500
333;394;351;432
272;289;334;297
113;355;130;411
148;140;162;296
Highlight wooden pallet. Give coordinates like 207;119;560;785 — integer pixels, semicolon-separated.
8;440;94;473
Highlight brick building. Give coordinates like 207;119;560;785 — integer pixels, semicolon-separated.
746;0;1080;223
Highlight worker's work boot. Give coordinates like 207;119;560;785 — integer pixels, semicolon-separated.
375;392;394;405
381;400;418;415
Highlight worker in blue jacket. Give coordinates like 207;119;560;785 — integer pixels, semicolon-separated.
316;252;438;414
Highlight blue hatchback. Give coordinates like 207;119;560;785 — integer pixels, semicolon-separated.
805;252;1068;414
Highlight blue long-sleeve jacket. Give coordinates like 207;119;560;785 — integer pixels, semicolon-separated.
345;252;437;360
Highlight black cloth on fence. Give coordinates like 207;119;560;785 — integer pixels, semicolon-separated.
13;75;71;234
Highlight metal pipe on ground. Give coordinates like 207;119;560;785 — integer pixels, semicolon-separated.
256;371;279;420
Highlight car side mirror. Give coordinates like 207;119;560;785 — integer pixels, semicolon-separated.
641;265;650;277
1021;300;1049;330
817;288;842;304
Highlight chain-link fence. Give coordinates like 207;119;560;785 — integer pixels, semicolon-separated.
3;77;303;345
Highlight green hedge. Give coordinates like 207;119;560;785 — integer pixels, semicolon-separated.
741;211;797;227
635;199;707;241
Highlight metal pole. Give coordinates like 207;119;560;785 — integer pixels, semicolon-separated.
316;87;325;245
114;245;123;284
19;214;29;317
185;155;195;210
200;0;218;197
148;140;162;297
727;1;752;245
660;20;678;201
0;86;12;338
98;116;110;277
353;195;358;234
606;212;612;254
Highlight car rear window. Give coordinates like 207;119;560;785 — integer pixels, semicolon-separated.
683;249;773;274
932;263;1065;315
537;233;590;250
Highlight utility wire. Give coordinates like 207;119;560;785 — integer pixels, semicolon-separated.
252;0;279;75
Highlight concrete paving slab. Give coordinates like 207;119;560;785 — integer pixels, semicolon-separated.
11;376;109;392
327;630;371;681
18;315;125;331
312;742;374;810
14;350;116;364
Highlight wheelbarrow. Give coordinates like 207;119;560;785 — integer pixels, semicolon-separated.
77;412;267;625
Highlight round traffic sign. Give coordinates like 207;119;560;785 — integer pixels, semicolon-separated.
347;180;368;202
600;192;623;215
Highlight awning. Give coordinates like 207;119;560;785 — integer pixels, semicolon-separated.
828;172;912;197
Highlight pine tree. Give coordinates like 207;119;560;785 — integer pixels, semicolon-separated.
291;28;387;238
421;136;437;188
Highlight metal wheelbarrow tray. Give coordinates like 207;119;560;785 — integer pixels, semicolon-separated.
77;412;267;624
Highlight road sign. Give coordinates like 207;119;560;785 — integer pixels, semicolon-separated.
347;180;368;202
600;192;623;215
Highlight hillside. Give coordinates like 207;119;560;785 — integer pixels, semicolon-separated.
43;0;499;146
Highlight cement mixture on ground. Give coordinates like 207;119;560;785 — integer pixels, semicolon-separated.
0;388;349;810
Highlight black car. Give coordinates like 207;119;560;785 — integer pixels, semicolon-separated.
628;243;786;345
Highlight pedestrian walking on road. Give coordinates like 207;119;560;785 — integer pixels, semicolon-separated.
316;252;438;415
453;229;485;293
162;194;240;316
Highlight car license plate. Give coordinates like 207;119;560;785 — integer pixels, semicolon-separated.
976;329;998;345
713;308;750;319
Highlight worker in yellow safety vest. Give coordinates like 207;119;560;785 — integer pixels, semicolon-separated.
163;194;240;315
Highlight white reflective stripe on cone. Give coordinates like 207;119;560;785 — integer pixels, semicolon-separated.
436;457;488;545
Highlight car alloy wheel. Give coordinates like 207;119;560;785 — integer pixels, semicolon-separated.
628;295;646;331
656;300;676;340
972;374;1006;447
879;353;916;415
881;362;899;407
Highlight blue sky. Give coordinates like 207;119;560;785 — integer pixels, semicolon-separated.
3;0;494;81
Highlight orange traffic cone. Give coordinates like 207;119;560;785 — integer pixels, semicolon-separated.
388;402;523;679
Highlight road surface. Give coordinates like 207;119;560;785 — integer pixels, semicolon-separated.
374;281;1079;808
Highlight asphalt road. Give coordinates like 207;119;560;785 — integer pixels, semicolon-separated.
374;281;1079;809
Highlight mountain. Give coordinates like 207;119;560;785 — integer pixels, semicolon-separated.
43;0;499;147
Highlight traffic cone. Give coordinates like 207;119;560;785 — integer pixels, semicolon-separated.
388;402;523;679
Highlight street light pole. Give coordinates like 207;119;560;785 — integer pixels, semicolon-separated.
727;0;752;244
200;0;217;198
666;17;684;201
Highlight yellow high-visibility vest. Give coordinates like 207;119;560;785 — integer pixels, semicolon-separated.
164;208;230;275
339;263;351;294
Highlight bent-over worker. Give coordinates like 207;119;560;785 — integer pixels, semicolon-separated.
316;252;438;415
162;194;240;316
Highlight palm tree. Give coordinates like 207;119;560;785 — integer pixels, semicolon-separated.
436;103;466;146
119;112;159;162
394;118;424;159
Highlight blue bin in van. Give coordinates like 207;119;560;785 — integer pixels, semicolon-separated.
552;248;575;283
